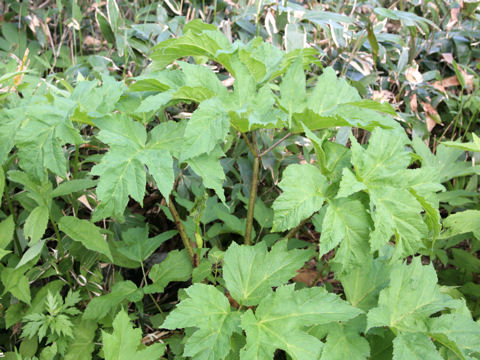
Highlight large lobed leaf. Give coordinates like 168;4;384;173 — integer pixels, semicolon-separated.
272;164;328;232
102;309;165;360
162;283;241;360
90;114;178;220
223;241;313;306
240;285;362;360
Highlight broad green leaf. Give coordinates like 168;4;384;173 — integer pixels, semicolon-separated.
0;108;22;165
15;98;82;180
222;241;313;306
393;332;442;360
71;75;126;119
443;210;480;240
147;120;186;159
279;55;306;125
145;249;193;294
65;319;97;360
294;106;396;132
91;114;174;220
442;133;480;153
308;67;360;110
138;148;173;204
117;227;177;264
369;186;427;256
349;129;410;189
58;216;113;261
428;314;480;358
162;283;241;360
291;67;396;132
339;257;391;311
90;147;146;220
241;309;322;360
347;99;397;116
130;70;184;92
320;321;370;360
336;168;367;198
83;281;139;320
320;198;371;272
24;205;49;245
1;266;31;304
51;179;97;198
150;21;234;74
187;147;226;203
0;166;4;202
103;309;165;360
179;61;228;99
411;137;480;182
367;258;449;333
0;249;10;261
240;285;362;360
344;129;439;258
180;98;230;160
0;215;15;249
239;38;284;82
272;164;328;231
302;124;351;181
135;91;173;113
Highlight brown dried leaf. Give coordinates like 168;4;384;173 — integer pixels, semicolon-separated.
441;53;454;64
293;268;319;287
421;101;443;132
405;65;423;85
447;7;460;31
410;93;418;112
84;35;102;47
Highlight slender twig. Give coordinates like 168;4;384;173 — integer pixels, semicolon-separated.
245;132;259;245
241;132;257;157
73;146;80;178
258;132;292;158
141;262;165;319
50;215;64;257
284;215;314;241
168;196;196;265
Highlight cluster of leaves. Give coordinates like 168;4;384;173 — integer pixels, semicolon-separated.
0;1;480;359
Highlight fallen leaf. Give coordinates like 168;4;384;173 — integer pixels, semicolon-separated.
446;7;460;30
405;65;423;85
410;93;418;112
293;268;319;286
421;101;443;132
441;53;454;64
84;35;102;47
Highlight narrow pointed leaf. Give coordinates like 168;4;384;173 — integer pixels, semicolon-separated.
58;216;113;261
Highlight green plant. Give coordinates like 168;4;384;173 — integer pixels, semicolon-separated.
0;10;479;359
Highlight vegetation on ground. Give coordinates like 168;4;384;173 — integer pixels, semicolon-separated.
0;1;480;359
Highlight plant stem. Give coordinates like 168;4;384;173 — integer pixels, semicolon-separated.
141;262;165;319
50;215;64;257
168;196;196;265
73;146;80;178
258;132;292;157
245;132;259;245
241;132;257;157
284;215;313;241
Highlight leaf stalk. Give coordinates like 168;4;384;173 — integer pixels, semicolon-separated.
168;196;196;265
245;132;259;245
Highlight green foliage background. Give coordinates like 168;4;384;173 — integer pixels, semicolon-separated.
0;0;480;359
